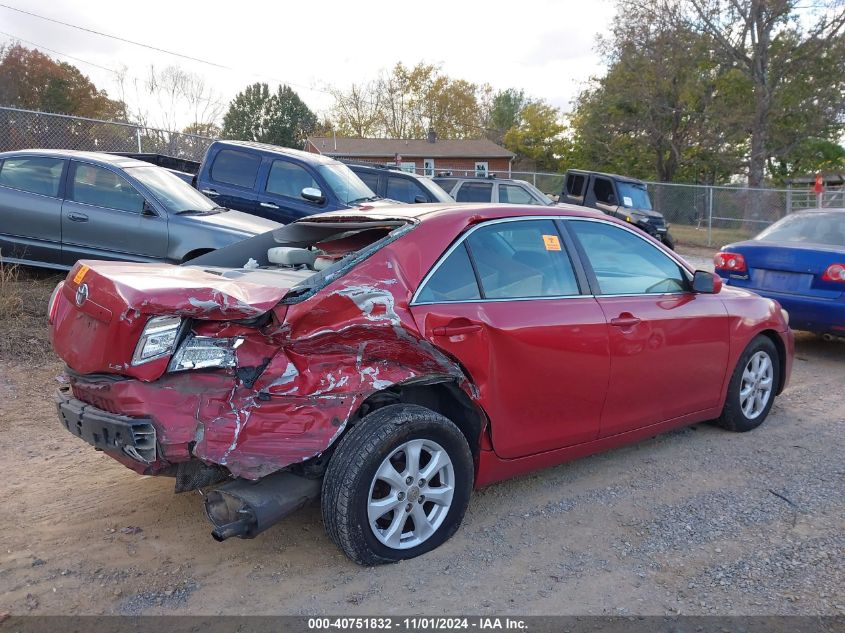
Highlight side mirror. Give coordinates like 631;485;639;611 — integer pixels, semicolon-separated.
301;187;325;204
607;194;617;205
692;270;722;294
413;195;427;204
142;201;157;216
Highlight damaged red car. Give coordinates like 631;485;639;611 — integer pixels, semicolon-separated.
50;204;793;565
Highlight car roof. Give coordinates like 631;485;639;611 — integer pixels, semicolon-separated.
565;169;646;185
434;176;528;184
214;140;339;165
348;163;429;180
0;149;150;168
304;201;607;224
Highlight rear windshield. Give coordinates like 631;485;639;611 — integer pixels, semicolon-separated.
755;212;845;247
186;218;414;302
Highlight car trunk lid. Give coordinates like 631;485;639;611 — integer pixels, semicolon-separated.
731;242;845;296
51;260;305;379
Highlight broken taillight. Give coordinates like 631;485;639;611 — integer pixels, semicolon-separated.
47;281;64;325
714;252;747;273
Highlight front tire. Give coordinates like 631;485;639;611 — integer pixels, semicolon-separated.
321;404;473;565
715;335;780;432
662;231;675;250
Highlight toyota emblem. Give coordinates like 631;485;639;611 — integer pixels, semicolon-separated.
75;283;89;307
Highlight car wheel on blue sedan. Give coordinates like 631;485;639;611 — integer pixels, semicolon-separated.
716;335;780;432
321;404;474;565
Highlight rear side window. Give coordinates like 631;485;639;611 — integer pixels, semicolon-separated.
0;157;64;197
416;243;481;303
266;160;319;198
386;175;428;203
569;220;686;295
455;182;493;202
466;220;579;299
210;149;261;188
565;173;585;197
69;163;145;213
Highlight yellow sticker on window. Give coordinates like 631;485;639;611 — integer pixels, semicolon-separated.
73;264;89;285
542;235;561;251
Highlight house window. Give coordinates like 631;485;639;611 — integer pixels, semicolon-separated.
423;159;435;177
400;162;416;173
475;161;489;177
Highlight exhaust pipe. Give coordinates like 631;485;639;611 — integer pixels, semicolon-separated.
204;470;321;541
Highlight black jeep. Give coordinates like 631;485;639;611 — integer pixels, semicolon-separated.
561;169;675;249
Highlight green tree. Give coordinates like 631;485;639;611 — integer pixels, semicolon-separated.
221;82;317;148
682;0;845;192
503;101;568;172
486;88;528;143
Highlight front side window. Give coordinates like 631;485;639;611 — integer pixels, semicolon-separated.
386;175;428;203
210;149;261;188
499;184;539;205
593;177;616;204
569;220;687;295
0;157;64;197
356;170;380;192
266;160;319;199
465;220;580;299
69;163;145;213
415;243;481;303
455;182;493;203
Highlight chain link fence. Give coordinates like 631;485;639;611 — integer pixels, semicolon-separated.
4;106;842;247
0;106;215;161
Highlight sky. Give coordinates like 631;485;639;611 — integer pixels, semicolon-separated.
0;0;617;130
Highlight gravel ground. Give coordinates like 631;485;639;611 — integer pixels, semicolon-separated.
0;248;842;616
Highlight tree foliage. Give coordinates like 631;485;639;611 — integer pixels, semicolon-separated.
330;63;489;139
221;83;317;148
503;101;568;172
0;44;124;119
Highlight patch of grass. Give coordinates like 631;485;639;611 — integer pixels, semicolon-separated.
670;223;756;249
0;255;64;363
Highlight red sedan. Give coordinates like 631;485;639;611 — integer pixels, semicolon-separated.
49;203;793;565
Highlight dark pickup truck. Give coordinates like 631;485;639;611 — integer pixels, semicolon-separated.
561;169;675;249
120;140;394;224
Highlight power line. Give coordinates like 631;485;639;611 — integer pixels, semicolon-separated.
0;2;330;99
0;29;118;74
0;2;228;69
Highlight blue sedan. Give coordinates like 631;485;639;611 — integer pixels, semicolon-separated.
714;208;845;337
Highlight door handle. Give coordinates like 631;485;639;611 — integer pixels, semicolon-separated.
67;212;88;222
610;313;641;328
260;202;280;209
432;322;482;337
201;188;219;197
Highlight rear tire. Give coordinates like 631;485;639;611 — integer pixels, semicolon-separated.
321;404;473;565
715;335;780;432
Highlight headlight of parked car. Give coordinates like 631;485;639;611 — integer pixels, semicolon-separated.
132;315;182;365
168;334;243;372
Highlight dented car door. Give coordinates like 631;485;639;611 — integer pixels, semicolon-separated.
410;217;611;458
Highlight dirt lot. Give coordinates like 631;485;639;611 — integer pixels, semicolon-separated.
0;254;843;616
